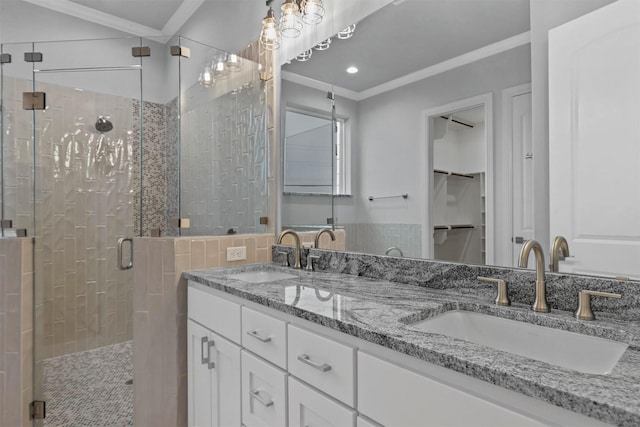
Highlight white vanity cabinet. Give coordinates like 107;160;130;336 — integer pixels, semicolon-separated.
187;280;613;427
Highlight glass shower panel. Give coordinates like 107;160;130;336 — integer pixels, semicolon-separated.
31;38;142;425
178;38;268;236
0;42;37;235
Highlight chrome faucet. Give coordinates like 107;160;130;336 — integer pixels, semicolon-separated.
277;229;302;269
550;235;570;272
518;240;550;313
314;229;335;249
385;246;404;257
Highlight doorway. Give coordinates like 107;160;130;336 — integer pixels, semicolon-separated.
422;94;494;264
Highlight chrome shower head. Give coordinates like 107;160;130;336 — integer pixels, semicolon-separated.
95;116;113;133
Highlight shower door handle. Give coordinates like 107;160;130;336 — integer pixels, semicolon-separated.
117;237;133;270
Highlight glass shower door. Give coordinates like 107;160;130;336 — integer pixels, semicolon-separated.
31;38;142;426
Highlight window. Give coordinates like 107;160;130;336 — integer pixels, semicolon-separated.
284;109;349;195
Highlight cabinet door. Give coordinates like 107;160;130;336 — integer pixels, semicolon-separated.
241;350;287;427
210;332;242;427
358;352;547;427
188;320;214;427
288;377;356;427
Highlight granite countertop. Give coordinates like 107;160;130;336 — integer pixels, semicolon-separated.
184;263;640;427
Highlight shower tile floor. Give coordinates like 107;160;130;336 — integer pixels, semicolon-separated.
43;341;134;427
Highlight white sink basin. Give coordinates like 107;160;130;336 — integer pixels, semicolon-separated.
410;310;628;375
226;270;298;283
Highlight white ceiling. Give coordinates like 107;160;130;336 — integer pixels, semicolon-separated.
283;0;531;93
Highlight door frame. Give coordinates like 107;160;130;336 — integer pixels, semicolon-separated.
502;83;532;267
420;93;494;262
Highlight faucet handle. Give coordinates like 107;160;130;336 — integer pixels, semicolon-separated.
575;290;622;321
277;251;289;267
477;276;511;306
306;255;320;271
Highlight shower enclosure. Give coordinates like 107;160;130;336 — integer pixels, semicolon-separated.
0;35;267;425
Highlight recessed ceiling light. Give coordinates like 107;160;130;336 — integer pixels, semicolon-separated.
346;66;358;74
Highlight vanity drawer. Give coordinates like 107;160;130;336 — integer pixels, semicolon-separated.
242;306;287;369
188;284;241;344
241;350;288;427
287;325;355;406
288;377;356;427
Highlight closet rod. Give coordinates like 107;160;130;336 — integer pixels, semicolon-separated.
433;169;474;179
439;115;474;128
368;193;408;201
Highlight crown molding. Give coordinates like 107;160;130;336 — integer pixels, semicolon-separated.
283;31;531;102
21;0;204;39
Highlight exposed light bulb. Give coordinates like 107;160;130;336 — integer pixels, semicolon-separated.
199;66;214;87
280;0;303;38
225;54;241;71
213;60;228;78
301;0;325;25
260;8;281;50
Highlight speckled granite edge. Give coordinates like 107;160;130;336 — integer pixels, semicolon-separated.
184;262;640;427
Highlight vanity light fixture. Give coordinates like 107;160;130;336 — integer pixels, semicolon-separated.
280;0;303;38
296;49;313;61
260;0;281;50
225;54;242;71
299;0;325;25
337;24;356;39
198;65;214;87
314;38;331;51
346;66;358;74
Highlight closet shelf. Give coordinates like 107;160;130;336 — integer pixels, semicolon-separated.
434;224;475;230
434;169;475;179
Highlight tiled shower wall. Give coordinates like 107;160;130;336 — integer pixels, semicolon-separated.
180;67;268;236
0;237;33;427
342;223;422;258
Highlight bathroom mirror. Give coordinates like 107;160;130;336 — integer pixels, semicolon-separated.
279;0;635;279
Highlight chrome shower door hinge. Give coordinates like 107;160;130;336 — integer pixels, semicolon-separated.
24;52;43;62
259;216;269;225
30;401;46;420
132;46;151;57
0;219;12;228
0;53;11;64
23;92;46;110
170;46;191;58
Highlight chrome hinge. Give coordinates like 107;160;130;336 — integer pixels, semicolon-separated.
513;236;525;244
23;92;46;110
24;52;43;62
132;46;151;57
30;401;46;420
170;46;191;58
0;53;11;64
259;216;269;225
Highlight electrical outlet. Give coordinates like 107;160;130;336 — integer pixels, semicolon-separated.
226;246;247;261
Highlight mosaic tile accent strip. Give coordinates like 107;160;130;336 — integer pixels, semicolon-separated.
164;97;180;237
43;341;133;427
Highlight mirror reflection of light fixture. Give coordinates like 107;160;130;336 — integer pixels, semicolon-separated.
300;0;325;25
198;66;214;87
260;1;281;50
296;49;313;61
337;24;356;39
225;54;242;71
314;38;331;51
213;60;228;78
280;0;303;38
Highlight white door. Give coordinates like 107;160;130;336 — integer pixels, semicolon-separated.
210;332;242;427
510;90;534;267
549;0;640;279
188;320;213;427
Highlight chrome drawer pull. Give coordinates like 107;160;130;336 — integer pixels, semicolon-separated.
246;330;272;343
207;339;216;369
201;336;209;365
249;390;274;407
297;354;332;372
